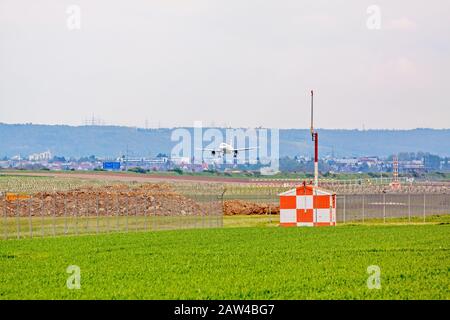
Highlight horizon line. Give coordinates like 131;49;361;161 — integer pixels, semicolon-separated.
0;122;449;131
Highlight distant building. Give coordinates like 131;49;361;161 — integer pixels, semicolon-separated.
334;158;359;166
103;161;121;171
401;160;425;172
29;151;51;161
170;157;191;165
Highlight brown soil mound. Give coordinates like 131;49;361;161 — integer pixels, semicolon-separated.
1;184;222;218
2;184;280;217
223;200;279;215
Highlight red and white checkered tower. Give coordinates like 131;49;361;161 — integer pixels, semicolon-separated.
278;91;337;227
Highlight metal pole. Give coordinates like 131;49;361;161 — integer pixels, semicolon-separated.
105;195;110;233
86;196;91;233
220;187;226;228
41;195;45;237
423;193;426;223
314;133;319;187
151;193;156;231
28;197;33;238
16;200;20;239
135;196;138;232
96;194;100;234
202;187;206;229
343;195;346;224
3;196;7;240
116;193;120;232
383;193;386;223
362;194;365;223
408;193;411;223
144;193;148;231
75;192;79;236
126;195;129;232
64;194;67;235
178;190;183;230
268;202;272;225
52;195;56;236
201;190;206;230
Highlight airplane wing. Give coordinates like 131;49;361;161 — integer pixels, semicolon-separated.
233;147;259;152
195;148;219;151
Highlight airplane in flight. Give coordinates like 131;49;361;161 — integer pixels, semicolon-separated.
198;142;258;158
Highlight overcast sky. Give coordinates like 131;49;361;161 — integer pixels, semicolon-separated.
0;0;449;129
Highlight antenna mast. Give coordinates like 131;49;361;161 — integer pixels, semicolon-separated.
310;90;319;187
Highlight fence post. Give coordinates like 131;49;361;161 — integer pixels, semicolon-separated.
343;195;346;224
28;197;33;239
63;194;67;235
134;196;138;232
221;187;226;229
202;189;207;230
126;195;129;232
408;193;411;223
144;194;148;231
151;193;156;231
383;193;386;223
362;194;365;223
268;200;272;225
75;192;79;236
3;196;7;240
116;193;120;232
423;193;426;223
52;195;56;237
105;195;110;233
16;200;20;239
96;194;100;234
41;195;45;237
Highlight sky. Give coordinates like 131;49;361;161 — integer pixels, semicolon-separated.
0;0;449;129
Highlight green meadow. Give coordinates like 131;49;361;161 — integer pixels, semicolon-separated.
0;223;448;299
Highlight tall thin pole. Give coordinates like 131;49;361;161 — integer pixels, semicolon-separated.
3;196;7;240
423;193;426;223
16;200;20;239
362;194;365;223
28;197;33;238
310;90;314;135
343;195;346;224
310;90;319;187
314;132;319;187
408;193;411;223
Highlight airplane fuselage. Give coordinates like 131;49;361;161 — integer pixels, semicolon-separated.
218;143;234;154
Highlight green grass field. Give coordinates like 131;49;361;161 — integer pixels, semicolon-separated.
1;222;449;299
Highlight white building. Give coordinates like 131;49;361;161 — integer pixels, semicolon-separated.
29;150;52;161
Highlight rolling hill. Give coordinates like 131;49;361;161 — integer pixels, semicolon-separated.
0;124;449;158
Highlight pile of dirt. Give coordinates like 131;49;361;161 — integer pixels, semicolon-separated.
1;184;280;217
223;200;279;216
1;184;221;218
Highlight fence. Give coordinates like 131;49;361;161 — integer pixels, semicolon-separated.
0;183;224;240
1;182;450;239
336;193;450;223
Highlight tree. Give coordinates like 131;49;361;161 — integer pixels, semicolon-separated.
423;154;441;170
